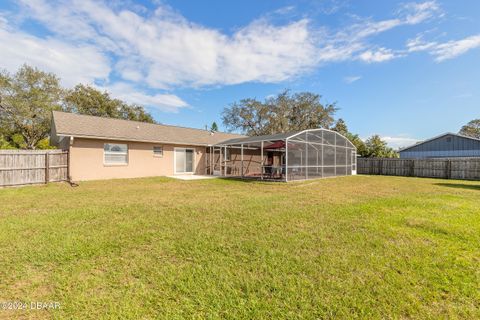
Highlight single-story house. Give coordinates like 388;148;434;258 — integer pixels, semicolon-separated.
399;132;480;159
50;111;244;181
51;111;357;182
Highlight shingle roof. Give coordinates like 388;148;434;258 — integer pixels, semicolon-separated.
52;111;246;146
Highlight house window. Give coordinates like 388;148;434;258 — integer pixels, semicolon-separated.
104;143;128;165
446;137;452;143
153;146;163;157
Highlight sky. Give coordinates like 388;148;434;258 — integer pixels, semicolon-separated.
0;0;479;149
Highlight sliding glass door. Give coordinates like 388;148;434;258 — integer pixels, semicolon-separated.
175;148;195;174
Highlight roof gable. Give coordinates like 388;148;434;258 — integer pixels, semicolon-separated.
400;132;480;152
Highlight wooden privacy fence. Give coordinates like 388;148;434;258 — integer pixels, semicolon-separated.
0;150;68;187
357;158;480;180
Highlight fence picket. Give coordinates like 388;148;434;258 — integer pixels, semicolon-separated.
0;150;68;187
357;158;480;181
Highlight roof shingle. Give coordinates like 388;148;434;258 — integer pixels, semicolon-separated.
52;111;245;146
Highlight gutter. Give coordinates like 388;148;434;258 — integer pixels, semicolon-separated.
56;133;231;147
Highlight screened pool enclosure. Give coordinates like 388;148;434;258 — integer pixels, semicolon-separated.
206;129;357;182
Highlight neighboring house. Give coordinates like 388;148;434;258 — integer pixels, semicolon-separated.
399;132;480;159
50;111;245;181
51;111;357;182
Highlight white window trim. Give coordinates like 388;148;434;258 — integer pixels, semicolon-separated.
174;147;195;174
104;143;129;166
153;146;164;158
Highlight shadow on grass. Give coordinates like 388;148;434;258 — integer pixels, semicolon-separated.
217;177;285;184
434;183;480;191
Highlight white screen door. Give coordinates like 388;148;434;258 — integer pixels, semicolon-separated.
175;148;194;173
213;147;221;176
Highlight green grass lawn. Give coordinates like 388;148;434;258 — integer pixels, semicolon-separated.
0;176;479;319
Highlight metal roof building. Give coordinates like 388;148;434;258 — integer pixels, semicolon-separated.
399;133;480;159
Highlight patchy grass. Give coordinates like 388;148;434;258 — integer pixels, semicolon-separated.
0;176;479;319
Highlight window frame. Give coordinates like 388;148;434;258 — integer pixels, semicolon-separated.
103;143;129;166
153;146;164;157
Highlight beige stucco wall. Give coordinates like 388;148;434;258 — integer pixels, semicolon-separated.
69;138;206;181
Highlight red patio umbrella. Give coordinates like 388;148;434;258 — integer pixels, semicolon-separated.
263;141;300;150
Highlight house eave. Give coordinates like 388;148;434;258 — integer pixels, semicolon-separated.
56;133;223;147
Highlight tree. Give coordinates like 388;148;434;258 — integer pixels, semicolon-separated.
364;135;398;158
64;84;155;123
10;133;27;149
365;135;386;157
459;119;480;139
210;121;219;132
0;135;15;149
331;118;348;136
118;103;156;123
0;65;157;149
331;118;368;156
346;133;368;157
222;90;337;135
0;65;63;149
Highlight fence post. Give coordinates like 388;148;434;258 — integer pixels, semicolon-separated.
45;152;50;184
66;151;70;182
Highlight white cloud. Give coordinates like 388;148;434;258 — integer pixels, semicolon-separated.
0;22;110;87
381;136;419;149
343;1;441;41
353;19;403;39
102;83;188;113
358;48;399;63
16;0;119;51
344;75;362;84
406;34;480;61
318;0;350;15
1;0;475;117
432;35;480;61
0;2;190;112
401;1;442;24
322;1;441;64
10;0;451;91
0;14;7;27
272;6;295;15
0;18;188;113
406;36;437;52
15;0;318;89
